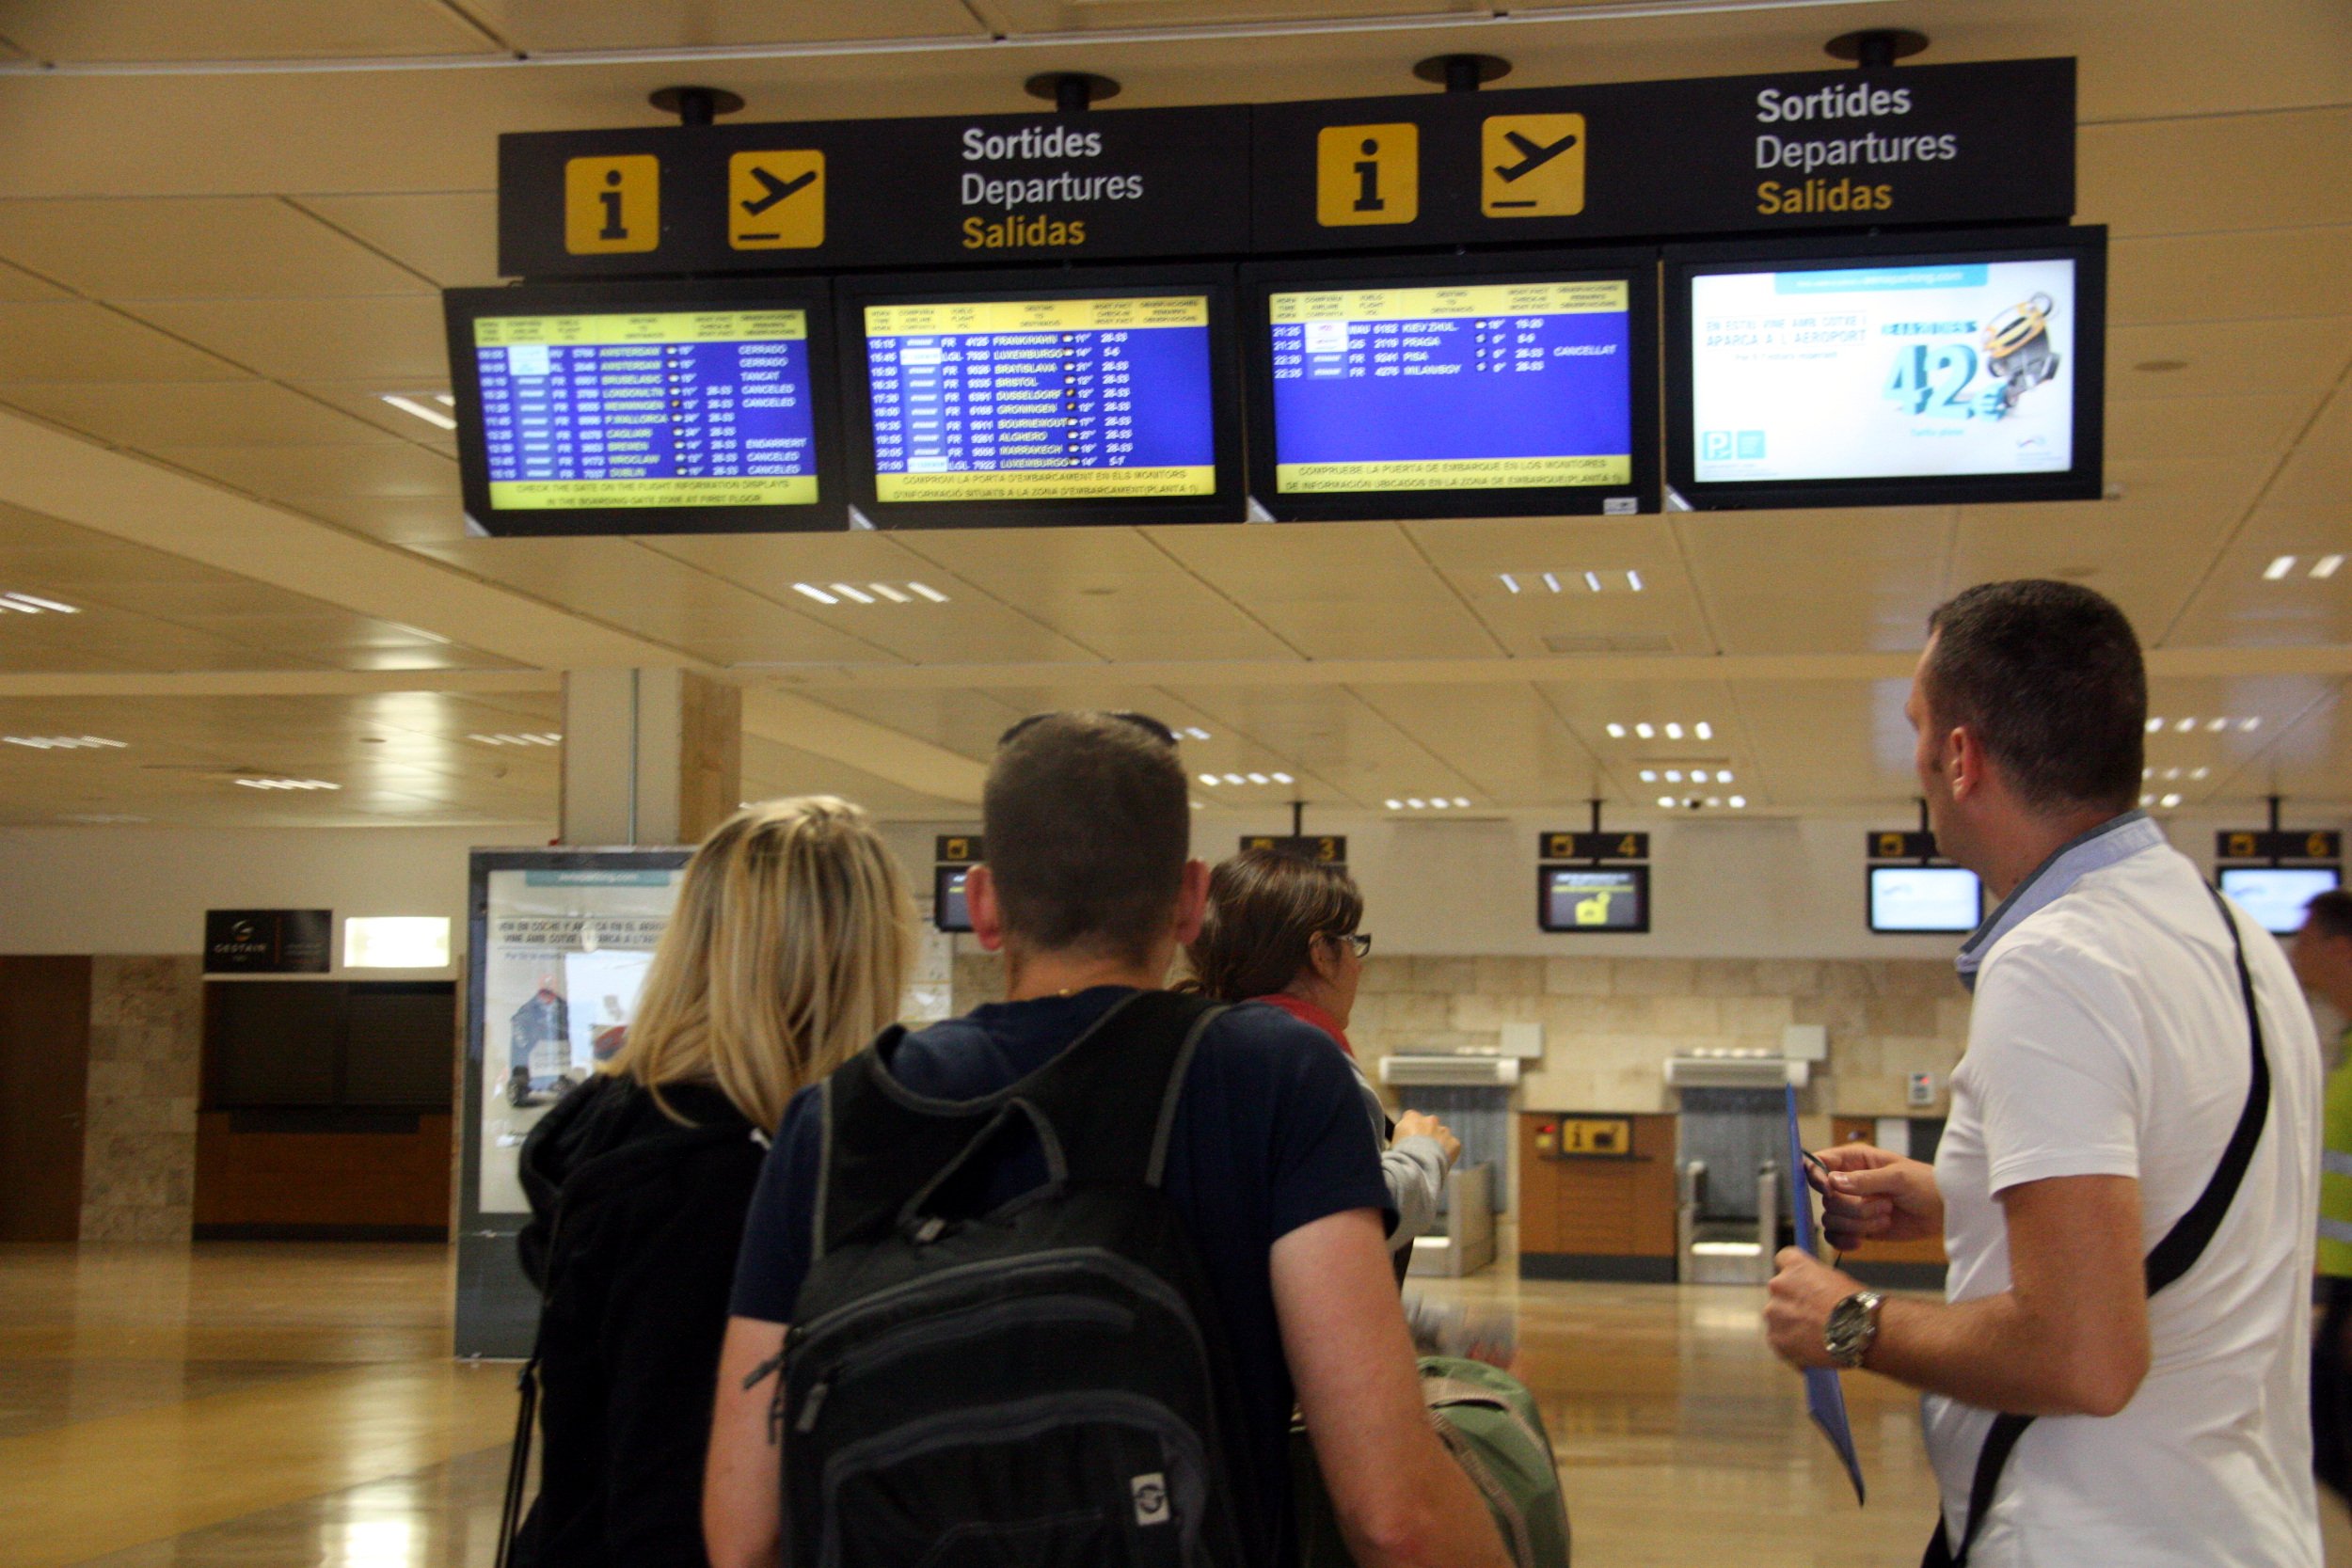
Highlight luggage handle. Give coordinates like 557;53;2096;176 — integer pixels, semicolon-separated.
895;1096;1068;1237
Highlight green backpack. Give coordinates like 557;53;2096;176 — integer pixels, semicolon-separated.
1292;1354;1572;1568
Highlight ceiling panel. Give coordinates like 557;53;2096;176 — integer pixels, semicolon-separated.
2108;226;2352;325
2108;318;2352;405
0;301;245;381
2141;675;2342;805
0;380;405;450
1162;683;1474;809
1735;679;1914;807
0;1;501;61
2167;504;2352;649
1681;509;1952;657
1348;683;1600;807
977;0;1489;29
124;296;450;383
1399;516;1713;659
2106;391;2324;464
290;193;502;289
1145;521;1499;660
467;0;990;51
294;382;459;453
2080;107;2352;236
895;527;1300;663
149;442;459;501
278;492;472;547
0;198;432;300
2220;688;2349;805
640;533;1104;667
2262;379;2352;512
1530;675;1751;805
0;259;65;301
741;732;989;821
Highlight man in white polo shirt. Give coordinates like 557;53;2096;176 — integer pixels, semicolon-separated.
1764;579;2322;1567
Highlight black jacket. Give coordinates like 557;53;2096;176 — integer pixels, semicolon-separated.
513;1075;769;1568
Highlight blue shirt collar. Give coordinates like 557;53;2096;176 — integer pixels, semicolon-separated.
1954;810;2165;991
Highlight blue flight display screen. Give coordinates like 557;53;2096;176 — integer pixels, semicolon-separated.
863;295;1217;503
1268;279;1634;494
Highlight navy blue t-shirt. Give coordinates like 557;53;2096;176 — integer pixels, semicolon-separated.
730;988;1391;1557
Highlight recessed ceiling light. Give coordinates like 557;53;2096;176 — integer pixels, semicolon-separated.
1719;769;1734;784
1634;722;1655;739
1222;773;1245;785
379;393;458;431
1385;799;1403;810
1691;769;1709;784
906;582;950;603
1429;798;1449;808
1406;798;1426;809
1706;797;1722;807
2204;717;2227;732
1182;726;1212;741
1665;769;1683;783
1199;773;1219;786
2140;793;2154;806
1657;795;1676;808
1639;769;1657;783
2265;555;2298;580
1247;772;1269;784
792;582;838;606
2163;767;2180;781
829;582;876;605
0;592;77;614
2174;718;2196;733
4;735;128;750
1694;721;1713;741
2160;793;2183;809
1626;570;1645;593
2145;717;2164;733
2191;766;2210;780
1606;723;1627;738
1453;797;1470;808
1498;573;1521;594
868;582;912;603
1664;722;1684;739
2314;555;2344;579
1543;572;1564;594
1271;771;1294;784
1728;796;1747;808
1583;571;1603;593
2239;717;2261;732
235;778;340;791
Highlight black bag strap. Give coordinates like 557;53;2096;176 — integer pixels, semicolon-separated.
814;990;1227;1258
1926;887;2271;1567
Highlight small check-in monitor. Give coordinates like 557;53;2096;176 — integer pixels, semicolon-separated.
933;865;974;934
2218;865;2342;936
1538;866;1649;933
1867;865;1984;934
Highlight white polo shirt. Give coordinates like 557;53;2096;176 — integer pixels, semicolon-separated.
1927;818;2322;1567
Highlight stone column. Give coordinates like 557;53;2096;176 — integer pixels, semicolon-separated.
559;669;741;846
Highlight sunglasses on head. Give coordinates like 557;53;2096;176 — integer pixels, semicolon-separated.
997;711;1180;749
1324;931;1372;958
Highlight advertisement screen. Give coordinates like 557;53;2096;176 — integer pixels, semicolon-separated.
474;864;685;1213
2220;866;2342;936
469;309;818;510
1868;866;1984;934
1539;866;1649;933
863;295;1216;503
1267;280;1633;494
1688;256;2077;483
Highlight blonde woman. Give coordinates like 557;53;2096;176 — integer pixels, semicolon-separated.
508;798;914;1568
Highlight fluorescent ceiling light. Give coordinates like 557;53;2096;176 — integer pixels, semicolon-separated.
1626;570;1645;593
1182;726;1212;741
829;582;876;605
1694;721;1712;740
1498;573;1520;594
2174;718;2195;733
1429;798;1449;808
0;593;78;613
1691;769;1709;784
1634;722;1655;739
1639;769;1657;783
1247;772;1269;784
2145;717;2164;733
868;582;912;603
1199;773;1219;786
2160;793;2183;808
1542;573;1563;594
1606;723;1627;738
1385;799;1402;810
1719;770;1734;784
2314;555;2345;579
1453;797;1470;808
236;778;339;790
379;393;458;431
1665;769;1683;783
1222;773;1245;785
1406;798;1425;809
1664;721;1683;739
344;916;451;970
906;582;950;603
2191;767;2210;780
1271;771;1294;784
6;734;128;750
1729;796;1747;808
1583;571;1602;593
2265;555;2297;579
1657;796;1676;808
2240;717;2261;731
792;582;838;606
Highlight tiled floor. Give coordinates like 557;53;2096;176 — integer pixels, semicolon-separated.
0;1243;2344;1566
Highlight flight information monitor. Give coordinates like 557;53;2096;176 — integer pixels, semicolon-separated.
444;281;841;536
1665;228;2105;510
1868;866;1983;934
934;865;974;933
1245;256;1657;519
841;270;1246;528
1538;866;1650;934
2219;866;2341;936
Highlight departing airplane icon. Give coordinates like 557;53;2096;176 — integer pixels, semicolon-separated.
1493;128;1580;183
739;166;818;215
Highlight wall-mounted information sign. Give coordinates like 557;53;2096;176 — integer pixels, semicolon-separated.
934;834;984;864
1240;834;1348;863
2217;830;2343;862
1536;1116;1634;1158
1867;830;1940;861
205;909;333;974
1542;831;1649;862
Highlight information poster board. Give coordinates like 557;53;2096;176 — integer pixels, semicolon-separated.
457;848;689;1356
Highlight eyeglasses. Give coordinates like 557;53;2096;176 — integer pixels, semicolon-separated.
997;711;1180;749
1323;931;1372;958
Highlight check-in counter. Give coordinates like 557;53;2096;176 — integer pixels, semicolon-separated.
1516;1111;1678;1282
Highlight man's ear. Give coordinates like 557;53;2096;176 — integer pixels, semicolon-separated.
966;863;1007;954
1946;724;1981;802
1170;858;1211;946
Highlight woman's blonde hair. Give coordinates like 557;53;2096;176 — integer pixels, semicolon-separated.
605;796;914;1130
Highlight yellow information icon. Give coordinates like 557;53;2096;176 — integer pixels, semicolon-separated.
1482;113;1586;218
564;155;660;254
729;150;826;250
1316;122;1418;227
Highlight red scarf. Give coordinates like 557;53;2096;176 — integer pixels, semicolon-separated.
1250;991;1354;1057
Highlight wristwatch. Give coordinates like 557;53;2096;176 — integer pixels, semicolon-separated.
1823;1289;1884;1369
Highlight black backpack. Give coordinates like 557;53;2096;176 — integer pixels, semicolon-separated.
777;990;1262;1568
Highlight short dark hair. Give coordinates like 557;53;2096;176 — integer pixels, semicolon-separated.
982;712;1189;963
2305;890;2352;942
1184;849;1364;1003
1923;579;2146;814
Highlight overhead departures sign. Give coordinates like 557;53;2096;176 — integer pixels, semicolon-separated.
470;309;818;509
862;295;1217;503
1267;279;1632;492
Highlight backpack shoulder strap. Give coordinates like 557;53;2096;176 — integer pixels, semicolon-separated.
813;993;1226;1259
1927;887;2273;1568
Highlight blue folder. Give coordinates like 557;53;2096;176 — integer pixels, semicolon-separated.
1788;1082;1867;1503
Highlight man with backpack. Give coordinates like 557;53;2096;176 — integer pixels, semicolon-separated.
705;710;1513;1568
1765;581;2323;1566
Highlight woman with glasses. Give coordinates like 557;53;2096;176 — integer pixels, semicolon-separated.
1184;847;1460;1274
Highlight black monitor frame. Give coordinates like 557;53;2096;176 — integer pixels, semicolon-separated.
1239;248;1661;521
1536;863;1651;935
836;263;1248;530
933;863;974;934
1865;863;1985;936
444;277;846;537
1662;224;2106;511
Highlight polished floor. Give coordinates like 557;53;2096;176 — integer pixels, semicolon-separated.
1;1243;2345;1566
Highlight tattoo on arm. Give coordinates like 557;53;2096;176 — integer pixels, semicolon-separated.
742;1349;786;1392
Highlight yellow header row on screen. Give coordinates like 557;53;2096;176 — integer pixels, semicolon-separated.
474;310;809;347
877;465;1214;503
488;476;818;509
1268;280;1629;325
866;296;1210;338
